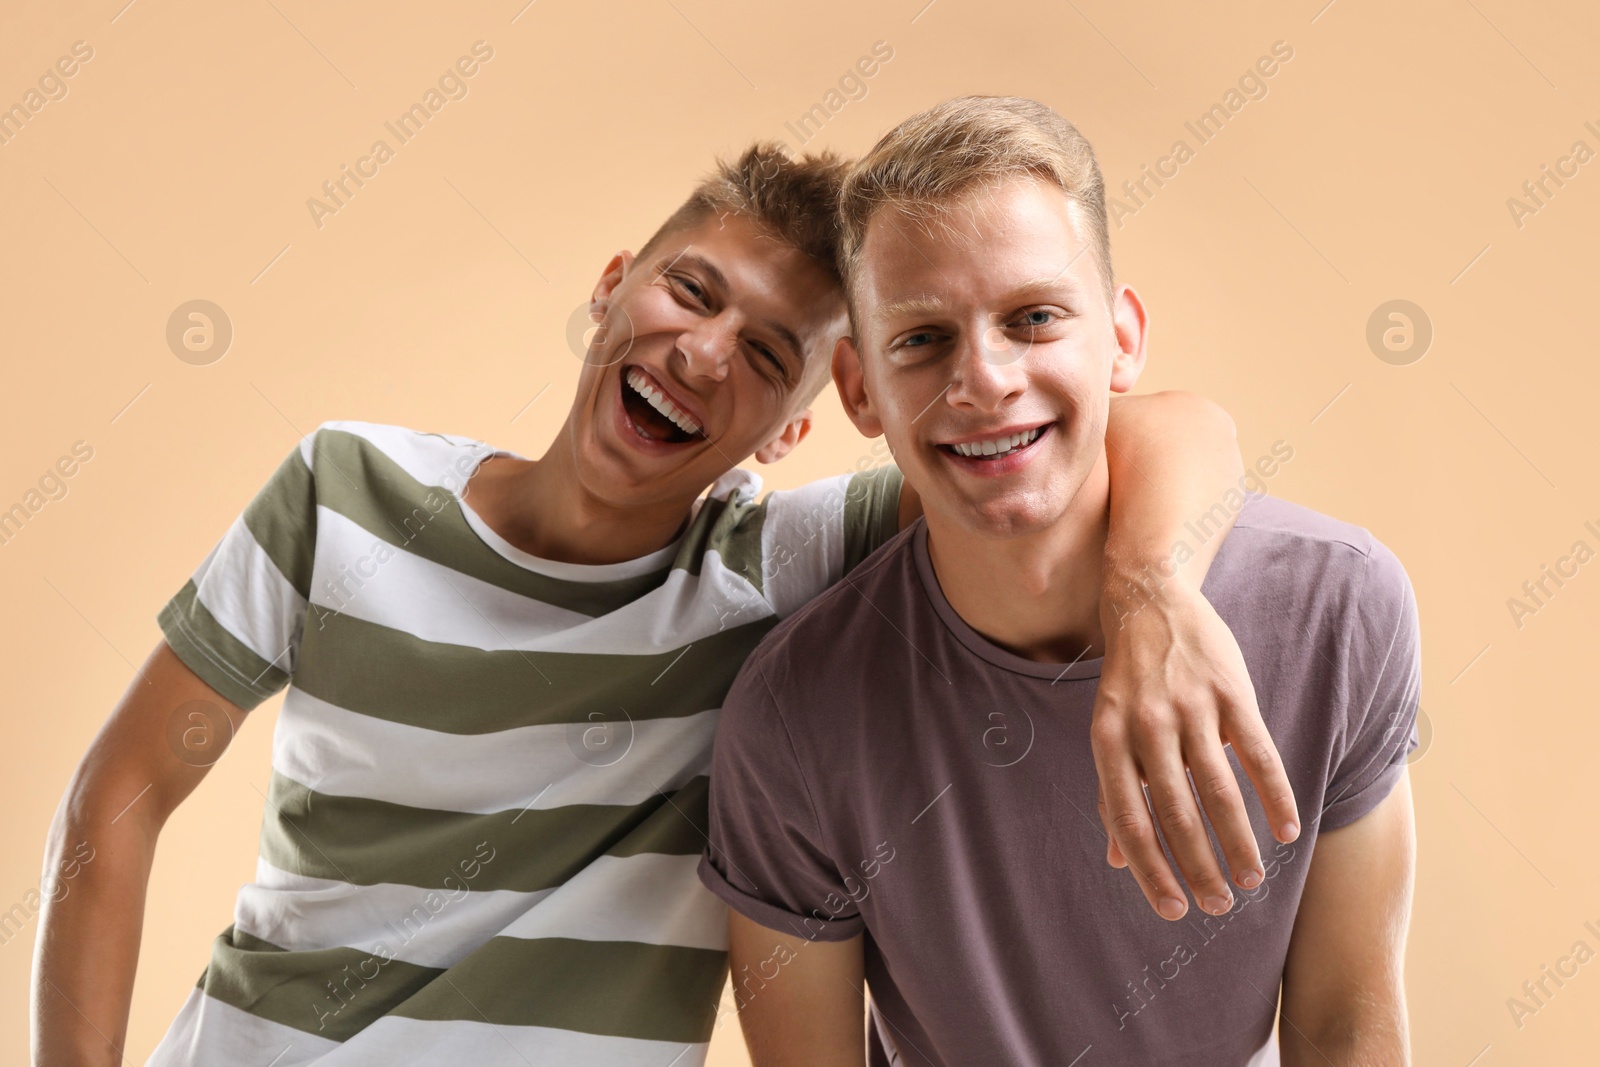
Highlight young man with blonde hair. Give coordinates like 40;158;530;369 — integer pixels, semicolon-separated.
35;138;1291;1066
703;97;1419;1066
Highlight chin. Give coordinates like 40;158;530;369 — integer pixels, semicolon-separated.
942;488;1064;541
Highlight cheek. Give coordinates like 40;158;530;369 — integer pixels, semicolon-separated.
722;374;790;442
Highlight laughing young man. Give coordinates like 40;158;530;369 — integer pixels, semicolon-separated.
702;99;1421;1066
34;144;1295;1066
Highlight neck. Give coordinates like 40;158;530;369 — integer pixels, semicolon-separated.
468;424;702;565
923;450;1111;664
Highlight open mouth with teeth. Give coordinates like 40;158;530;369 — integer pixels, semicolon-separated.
939;424;1048;461
620;366;703;444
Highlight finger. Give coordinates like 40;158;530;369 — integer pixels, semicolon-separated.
1182;730;1264;891
1095;784;1129;869
1095;743;1189;920
1224;701;1300;844
1144;748;1236;917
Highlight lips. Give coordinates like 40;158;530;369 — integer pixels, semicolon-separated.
624;367;702;436
948;426;1043;458
935;421;1054;474
615;365;705;448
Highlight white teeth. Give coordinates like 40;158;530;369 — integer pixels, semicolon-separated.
951;427;1042;458
626;368;702;436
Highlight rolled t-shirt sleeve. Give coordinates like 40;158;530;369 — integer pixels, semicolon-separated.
1321;540;1422;831
157;431;319;711
699;655;863;943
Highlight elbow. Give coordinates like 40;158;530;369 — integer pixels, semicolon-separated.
1109;389;1239;447
1159;389;1238;444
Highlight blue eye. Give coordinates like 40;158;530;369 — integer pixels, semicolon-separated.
1018;309;1053;328
903;331;935;348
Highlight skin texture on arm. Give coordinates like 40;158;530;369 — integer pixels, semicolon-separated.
1092;390;1301;922
728;911;867;1067
31;642;249;1067
1279;772;1415;1065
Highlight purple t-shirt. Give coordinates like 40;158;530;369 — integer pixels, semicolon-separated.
698;494;1421;1066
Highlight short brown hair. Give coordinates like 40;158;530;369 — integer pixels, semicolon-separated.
838;96;1114;326
637;142;852;403
638;142;851;288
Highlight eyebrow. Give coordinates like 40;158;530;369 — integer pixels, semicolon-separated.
667;251;729;293
872;274;1082;323
665;251;806;365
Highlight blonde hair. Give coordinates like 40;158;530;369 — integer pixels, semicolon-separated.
838;96;1114;327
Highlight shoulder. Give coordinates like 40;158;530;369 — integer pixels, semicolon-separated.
299;420;498;496
739;521;922;699
1218;494;1417;652
1240;492;1409;578
693;466;904;615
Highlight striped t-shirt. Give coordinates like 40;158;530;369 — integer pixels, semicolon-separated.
145;420;902;1067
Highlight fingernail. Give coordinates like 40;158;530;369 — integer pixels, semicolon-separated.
1239;869;1262;889
1159;896;1187;920
1280;821;1300;841
1203;895;1233;915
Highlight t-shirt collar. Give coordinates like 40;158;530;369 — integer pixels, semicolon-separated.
911;518;1105;681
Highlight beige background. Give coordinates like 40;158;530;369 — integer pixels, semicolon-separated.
2;0;1596;1062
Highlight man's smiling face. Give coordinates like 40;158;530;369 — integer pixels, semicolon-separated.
842;175;1145;540
563;211;845;512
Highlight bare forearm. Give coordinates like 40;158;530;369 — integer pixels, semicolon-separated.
1281;1004;1409;1067
730;915;865;1067
1280;780;1415;1067
32;780;161;1067
1103;390;1242;594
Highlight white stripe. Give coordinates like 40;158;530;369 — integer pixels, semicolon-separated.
499;851;726;950
237;857;555;968
308;505;593;641
143;988;341;1067
307;505;774;655
310;1015;709;1067
273;688;718;813
758;475;851;618
234;853;725;969
192;515;309;670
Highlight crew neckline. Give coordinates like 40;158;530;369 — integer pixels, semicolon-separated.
911;519;1104;682
450;441;696;581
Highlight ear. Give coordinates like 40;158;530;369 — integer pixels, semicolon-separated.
591;250;635;311
754;407;813;465
1108;283;1150;394
832;335;884;437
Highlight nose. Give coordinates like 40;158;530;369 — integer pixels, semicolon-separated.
944;326;1027;412
675;313;735;383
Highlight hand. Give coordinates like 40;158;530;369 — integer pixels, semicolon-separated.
1090;576;1300;921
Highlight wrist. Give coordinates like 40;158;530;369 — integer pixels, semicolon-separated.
1102;539;1199;610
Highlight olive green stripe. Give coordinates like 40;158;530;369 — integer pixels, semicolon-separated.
199;925;725;1044
293;608;776;733
309;429;675;617
394;935;726;1043
841;466;904;574
242;444;319;599
676;495;731;580
260;773;710;892
684;495;764;598
158;581;289;711
199;924;438;1042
